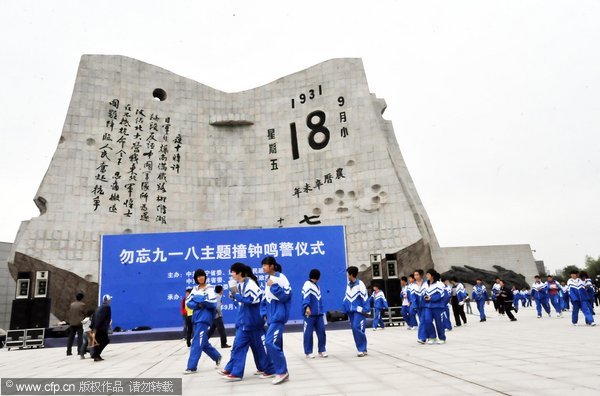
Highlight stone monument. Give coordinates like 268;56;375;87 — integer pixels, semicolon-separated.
8;56;441;320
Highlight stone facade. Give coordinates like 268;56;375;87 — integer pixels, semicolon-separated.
8;56;441;320
438;244;539;285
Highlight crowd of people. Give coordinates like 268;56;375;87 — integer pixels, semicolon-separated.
63;259;597;385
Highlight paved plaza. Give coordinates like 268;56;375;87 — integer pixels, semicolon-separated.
1;305;598;396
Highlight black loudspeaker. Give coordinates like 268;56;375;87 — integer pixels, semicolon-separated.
29;298;51;329
384;279;402;307
10;299;31;330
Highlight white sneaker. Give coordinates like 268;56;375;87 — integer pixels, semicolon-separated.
590;322;597;327
318;352;328;358
182;369;196;375
372;328;377;331
556;313;561;318
572;323;579;326
426;338;436;345
272;373;289;385
437;340;446;345
357;352;366;357
305;353;315;359
260;373;275;379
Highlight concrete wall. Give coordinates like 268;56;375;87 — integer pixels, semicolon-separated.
438;244;539;284
0;242;15;330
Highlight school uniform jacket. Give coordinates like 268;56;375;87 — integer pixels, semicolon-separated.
343;279;369;314
263;272;292;324
471;284;488;302
232;277;264;331
186;284;217;326
425;281;446;309
302;280;324;317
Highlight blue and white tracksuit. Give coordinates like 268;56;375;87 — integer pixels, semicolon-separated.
414;280;432;342
263;272;292;375
471;284;488;321
581;278;597;322
546;280;562;314
371;290;389;329
561;285;570;311
512;288;521;312
442;284;453;331
567;278;594;325
185;284;222;371
342;279;369;353
531;281;551;317
224;278;273;378
401;286;417;328
302;280;326;355
423;281;447;341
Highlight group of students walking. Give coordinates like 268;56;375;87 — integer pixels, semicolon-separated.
182;259;597;385
182;261;396;384
183;257;293;385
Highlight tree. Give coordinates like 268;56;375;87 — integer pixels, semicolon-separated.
560;265;581;280
584;255;600;280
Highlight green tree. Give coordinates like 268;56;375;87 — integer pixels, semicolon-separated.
584;255;600;280
561;265;580;280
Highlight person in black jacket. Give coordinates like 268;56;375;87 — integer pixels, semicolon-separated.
498;280;517;322
91;294;112;361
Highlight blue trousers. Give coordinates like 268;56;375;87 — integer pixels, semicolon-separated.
476;300;486;320
265;322;288;375
372;309;385;329
187;322;221;371
417;308;435;341
443;306;453;330
549;295;561;314
535;298;551;316
423;307;446;341
401;306;417;327
563;295;570;310
348;312;367;352
224;327;273;378
571;300;594;324
303;315;326;355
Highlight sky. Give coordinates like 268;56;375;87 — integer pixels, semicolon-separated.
1;1;599;273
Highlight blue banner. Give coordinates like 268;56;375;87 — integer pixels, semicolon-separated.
100;226;348;329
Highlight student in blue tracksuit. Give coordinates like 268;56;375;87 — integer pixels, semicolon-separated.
471;279;489;322
218;263;273;381
261;256;292;385
183;269;222;375
560;282;570;311
407;275;420;329
531;275;551;318
414;269;433;344
370;283;389;330
342;266;369;356
441;278;453;331
450;277;467;326
567;270;595;326
512;287;521;313
302;269;328;358
546;275;563;317
423;269;447;344
580;271;597;324
400;277;417;329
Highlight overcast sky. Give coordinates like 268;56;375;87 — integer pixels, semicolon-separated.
1;1;599;273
